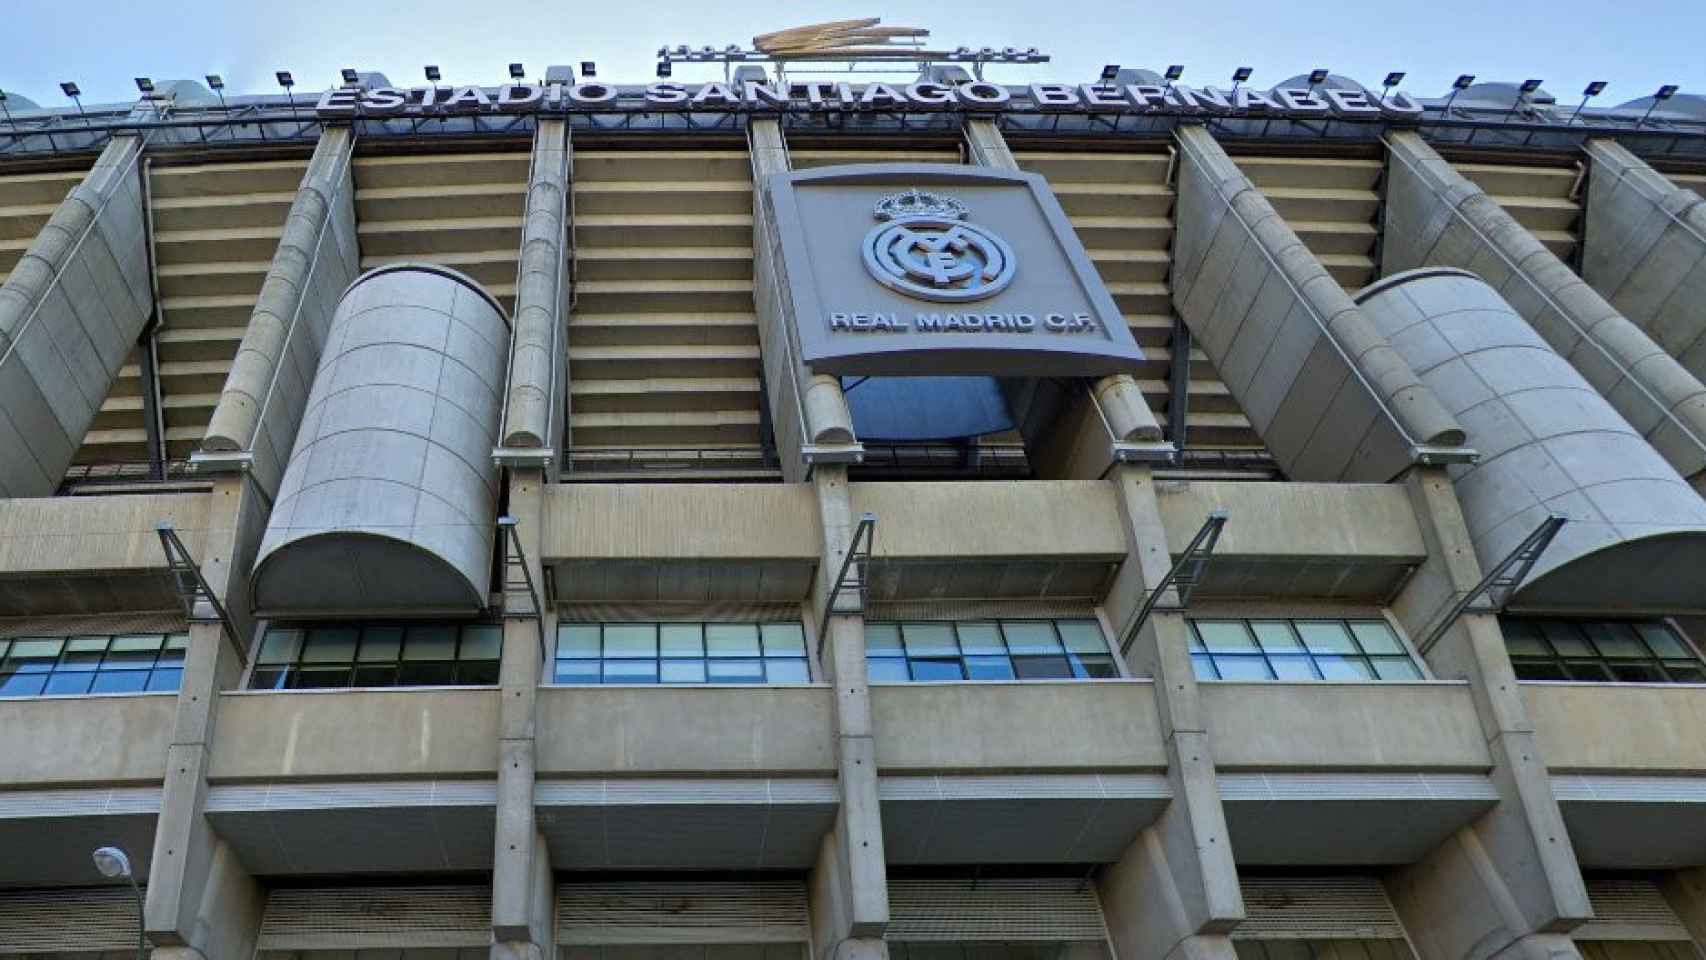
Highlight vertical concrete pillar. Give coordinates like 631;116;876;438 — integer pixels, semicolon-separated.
963;118;1164;479
808;464;888;960
144;474;269;958
501;118;572;461
1580;139;1706;391
492;467;555;959
0;134;154;497
1386;466;1591;960
1099;464;1243;960
751;118;858;482
1171;126;1464;482
1383;131;1706;486
199;124;360;496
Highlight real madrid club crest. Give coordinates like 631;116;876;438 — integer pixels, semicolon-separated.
861;189;1017;303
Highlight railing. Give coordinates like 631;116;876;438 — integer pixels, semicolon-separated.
563;446;781;478
56;460;206;496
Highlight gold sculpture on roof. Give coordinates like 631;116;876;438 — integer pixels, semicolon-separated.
751;18;944;60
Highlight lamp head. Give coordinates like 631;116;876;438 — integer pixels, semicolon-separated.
1308;68;1330;86
134;77;154;94
275;71;294;89
1163;64;1184;81
1583;81;1607;97
424;65;441;82
580;61;596;78
60;81;81;98
1656;84;1680;101
1232;67;1253;84
92;846;132;880
1383;71;1405;88
205;74;224;91
1519;78;1543;95
656;61;672;79
341;68;360;86
1100;64;1119;82
508;62;525;80
1453;74;1475;91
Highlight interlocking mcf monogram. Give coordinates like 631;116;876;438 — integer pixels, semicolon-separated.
861;189;1017;303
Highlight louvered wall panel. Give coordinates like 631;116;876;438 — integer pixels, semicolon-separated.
1234;877;1407;940
0;887;141;954
868;599;1097;621
1234;154;1384;293
256;885;490;951
885;879;1108;942
557;602;803;623
0;609;184;639
1449;160;1584;262
0;166;87;286
1576;879;1692;942
1016;150;1268;454
557;881;809;944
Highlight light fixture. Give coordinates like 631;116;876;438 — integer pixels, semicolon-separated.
92;846;145;960
1100;64;1120;83
1506;79;1543;122
508;62;525;80
1162;64;1183;95
1380;71;1405;104
424;65;441;83
276;71;296;116
1442;74;1476;113
581;61;596;78
1230;66;1252;95
1639;84;1681;127
0;89;13;130
134;77;154;94
1519;78;1543;94
61;82;87;121
656;61;672;79
205;74;226;110
341;68;360;86
1307;68;1330;88
1569;81;1607;125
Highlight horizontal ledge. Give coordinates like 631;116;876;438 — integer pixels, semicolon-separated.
206;779;498;811
1218;771;1499;801
879;772;1170;801
536;777;839;806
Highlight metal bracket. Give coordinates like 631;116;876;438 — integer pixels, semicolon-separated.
802;442;866;465
1418;513;1566;655
1410;444;1481;466
1119;509;1228;655
1110;441;1179;464
155;522;241;657
187;449;255;474
497;515;547;664
816;512;877;659
491;446;559;469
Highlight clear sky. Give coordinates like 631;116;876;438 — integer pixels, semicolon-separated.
4;0;1703;109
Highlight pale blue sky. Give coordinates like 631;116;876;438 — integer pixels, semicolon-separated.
4;0;1703;109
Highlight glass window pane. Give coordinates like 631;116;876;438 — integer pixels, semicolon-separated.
1195;621;1257;653
101;643;159;670
603;624;658;658
396;661;456;685
456;659;500;685
1315;655;1376;680
249;667;288;690
1250;621;1303;652
110;634;165;653
867;657;910;682
1502;622;1550;657
9;639;65;666
1662;662;1706;683
1586;622;1647;659
1350;621;1404;654
964;655;1016;680
661;659;708;683
1268;654;1319;680
257;628;303;664
1541;621;1593;657
705;623;760;657
1012;655;1073;679
865;623;903;654
557;624;601;658
1001;622;1062;655
909;658;964;681
44;672;95;695
1563;660;1614;682
1512;659;1569;681
352;664;397;687
902;623;958;657
146;668;183;692
764;658;810;683
707;659;764;683
1371;656;1423;680
1210;655;1274;680
403;624;457;661
602;660;658;683
165;633;189;651
460;625;503;661
956;622;1004;656
357;625;403;662
0;673;47;696
301;626;358;664
760;623;807;656
1609;662;1665;682
1190;653;1218;679
1637;623;1691;659
660;623;705;656
554;660;600;684
1297;622;1357;654
60;637;107;670
1071;653;1120;679
1057;620;1109;654
90;671;150;694
67;636;110;653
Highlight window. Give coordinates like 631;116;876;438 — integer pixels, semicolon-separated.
0;633;187;696
1188;618;1422;681
553;622;811;684
250;622;502;689
865;619;1117;682
1502;617;1705;683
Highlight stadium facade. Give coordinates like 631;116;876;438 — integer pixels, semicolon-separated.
0;50;1705;960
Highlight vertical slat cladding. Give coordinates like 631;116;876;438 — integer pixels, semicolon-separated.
556;880;810;943
256;885;491;950
1234;154;1384;293
0;886;142;951
1015;150;1265;450
0;167;87;286
884;878;1108;941
1233;877;1407;940
68;158;306;466
1449;160;1584;262
566;147;767;473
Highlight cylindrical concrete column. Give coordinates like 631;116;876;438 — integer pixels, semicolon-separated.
501;117;571;451
1359;268;1706;611
250;264;509;616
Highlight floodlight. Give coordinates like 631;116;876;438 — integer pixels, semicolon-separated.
275;71;294;88
1164;65;1184;81
1100;64;1120;82
92;847;133;879
1569;81;1608;124
134;77;154;94
581;61;596;78
508;63;525;80
1519;78;1543;94
60;81;80;97
205;74;223;90
1232;67;1253;83
425;65;441;82
656;61;672;78
1307;68;1329;87
341;68;359;85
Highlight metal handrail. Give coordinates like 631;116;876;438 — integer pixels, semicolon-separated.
1582;141;1706;249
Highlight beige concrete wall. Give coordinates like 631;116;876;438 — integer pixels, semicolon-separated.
1155;481;1425;561
0;692;173;785
871;680;1166;772
535;685;835;775
1203;682;1490;770
1523;684;1706;773
209;688;500;780
541;483;819;560
0;492;209;573
850;481;1127;560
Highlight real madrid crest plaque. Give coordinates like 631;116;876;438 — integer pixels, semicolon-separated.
764;163;1143;376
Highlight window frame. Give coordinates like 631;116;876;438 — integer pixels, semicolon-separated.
244;620;505;691
1501;616;1706;685
863;617;1124;684
0;631;189;699
548;620;815;686
1185;612;1430;683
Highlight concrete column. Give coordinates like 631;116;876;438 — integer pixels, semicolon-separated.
501;118;572;460
1171;125;1463;482
808;464;888;960
1099;464;1243;960
1580;139;1706;394
1659;869;1706;947
199;124;359;497
0;134;154;497
751;118;858;482
144;473;269;958
963;117;1164;479
1383;131;1706;486
492;467;555;959
1386;466;1591;960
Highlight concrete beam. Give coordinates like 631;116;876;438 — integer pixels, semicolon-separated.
1172;126;1463;482
751;119;857;482
0;135;155;497
1581;140;1706;403
1383;131;1706;486
200;125;359;497
501;118;571;461
1386;466;1591;960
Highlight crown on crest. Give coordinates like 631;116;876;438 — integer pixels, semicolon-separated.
873;188;969;221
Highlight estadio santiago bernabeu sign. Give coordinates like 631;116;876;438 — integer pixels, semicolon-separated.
765;163;1143;377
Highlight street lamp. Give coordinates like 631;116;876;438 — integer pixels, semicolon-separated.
92;845;146;960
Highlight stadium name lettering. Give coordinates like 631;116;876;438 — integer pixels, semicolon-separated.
828;312;1099;333
316;82;1425;118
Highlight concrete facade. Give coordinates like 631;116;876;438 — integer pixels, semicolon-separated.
500;118;571;457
